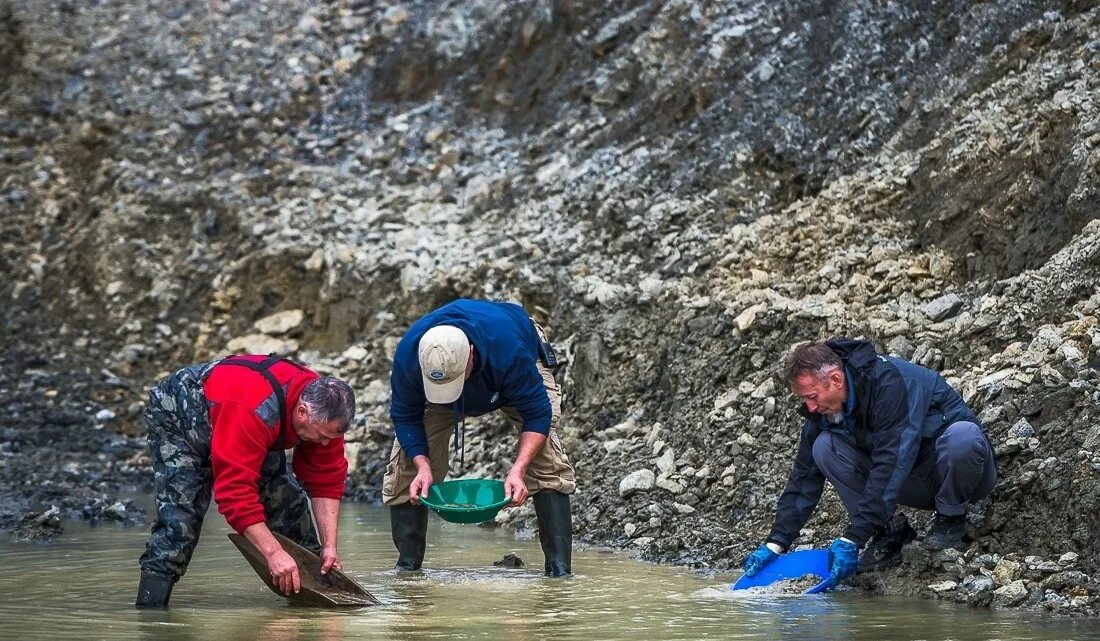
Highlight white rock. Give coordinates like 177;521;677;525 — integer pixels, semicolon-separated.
673;503;695;515
655;448;676;476
253;309;305;335
344;442;363;471
714;388;738;410
655;475;685;495
342;345;368;361
751;378;776;399
94;409;116;422
618;469;656;498
1060;343;1084;363
304;248;325;272
928;581;958;593
227;334;299;355
735;302;767;331
638;275;664;300
977;369;1016;388
624;523;637;537
993;580;1028;606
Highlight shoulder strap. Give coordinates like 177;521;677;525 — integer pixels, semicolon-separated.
218;354;299;439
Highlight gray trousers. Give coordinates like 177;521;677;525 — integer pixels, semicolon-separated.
812;421;997;520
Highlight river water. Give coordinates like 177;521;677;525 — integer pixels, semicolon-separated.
1;503;1098;641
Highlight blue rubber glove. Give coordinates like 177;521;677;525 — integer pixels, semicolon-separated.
826;538;860;588
743;543;780;577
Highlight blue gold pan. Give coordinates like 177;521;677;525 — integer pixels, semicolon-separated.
730;549;833;595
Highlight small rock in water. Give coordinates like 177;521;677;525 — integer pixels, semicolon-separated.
493;553;525;568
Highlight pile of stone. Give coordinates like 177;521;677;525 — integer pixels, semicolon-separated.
925;550;1095;614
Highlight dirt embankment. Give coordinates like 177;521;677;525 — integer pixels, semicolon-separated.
2;0;1099;615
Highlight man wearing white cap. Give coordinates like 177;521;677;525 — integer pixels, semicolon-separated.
383;299;576;576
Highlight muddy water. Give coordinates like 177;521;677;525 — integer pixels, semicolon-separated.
1;503;1098;641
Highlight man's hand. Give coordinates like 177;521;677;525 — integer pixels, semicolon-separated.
825;537;860;589
320;546;342;575
743;542;782;577
504;466;529;507
266;547;301;595
409;466;433;505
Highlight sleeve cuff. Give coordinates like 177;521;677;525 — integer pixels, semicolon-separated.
842;527;870;548
519;415;552;435
307;487;345;500
229;513;267;535
404;444;429;460
766;531;791;549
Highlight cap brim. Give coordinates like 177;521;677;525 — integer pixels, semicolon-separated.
422;374;464;404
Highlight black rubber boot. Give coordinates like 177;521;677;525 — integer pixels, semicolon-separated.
857;513;916;573
135;571;175;608
533;491;572;577
390;502;429;571
922;512;967;550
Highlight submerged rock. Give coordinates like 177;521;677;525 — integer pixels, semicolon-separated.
492;553;525;568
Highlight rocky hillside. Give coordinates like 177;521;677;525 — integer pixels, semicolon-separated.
2;0;1099;614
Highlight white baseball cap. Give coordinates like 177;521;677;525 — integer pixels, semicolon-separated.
418;325;471;404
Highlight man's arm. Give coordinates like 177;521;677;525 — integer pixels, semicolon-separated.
390;359;435;502
844;369;925;546
390;361;431;459
505;431;547;506
312;497;341;574
499;358;554;505
243;522;301;595
210;402;273;534
210;402;304;594
766;419;826;549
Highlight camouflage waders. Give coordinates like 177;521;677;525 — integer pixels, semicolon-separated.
138;362;321;583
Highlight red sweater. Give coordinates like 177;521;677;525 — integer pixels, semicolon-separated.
203;355;348;533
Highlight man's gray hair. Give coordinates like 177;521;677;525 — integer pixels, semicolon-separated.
782;342;843;383
300;376;356;432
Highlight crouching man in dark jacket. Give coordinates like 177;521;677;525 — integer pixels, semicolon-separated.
743;339;997;588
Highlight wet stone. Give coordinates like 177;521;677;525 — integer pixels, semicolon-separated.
492;553;525;568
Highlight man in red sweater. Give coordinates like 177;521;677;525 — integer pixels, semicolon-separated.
135;355;355;608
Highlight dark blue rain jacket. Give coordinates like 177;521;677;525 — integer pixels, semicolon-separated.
766;339;981;547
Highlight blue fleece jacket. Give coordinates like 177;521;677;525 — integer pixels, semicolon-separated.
389;299;552;460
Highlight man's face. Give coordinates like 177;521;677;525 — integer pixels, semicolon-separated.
790;369;847;416
292;403;344;446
